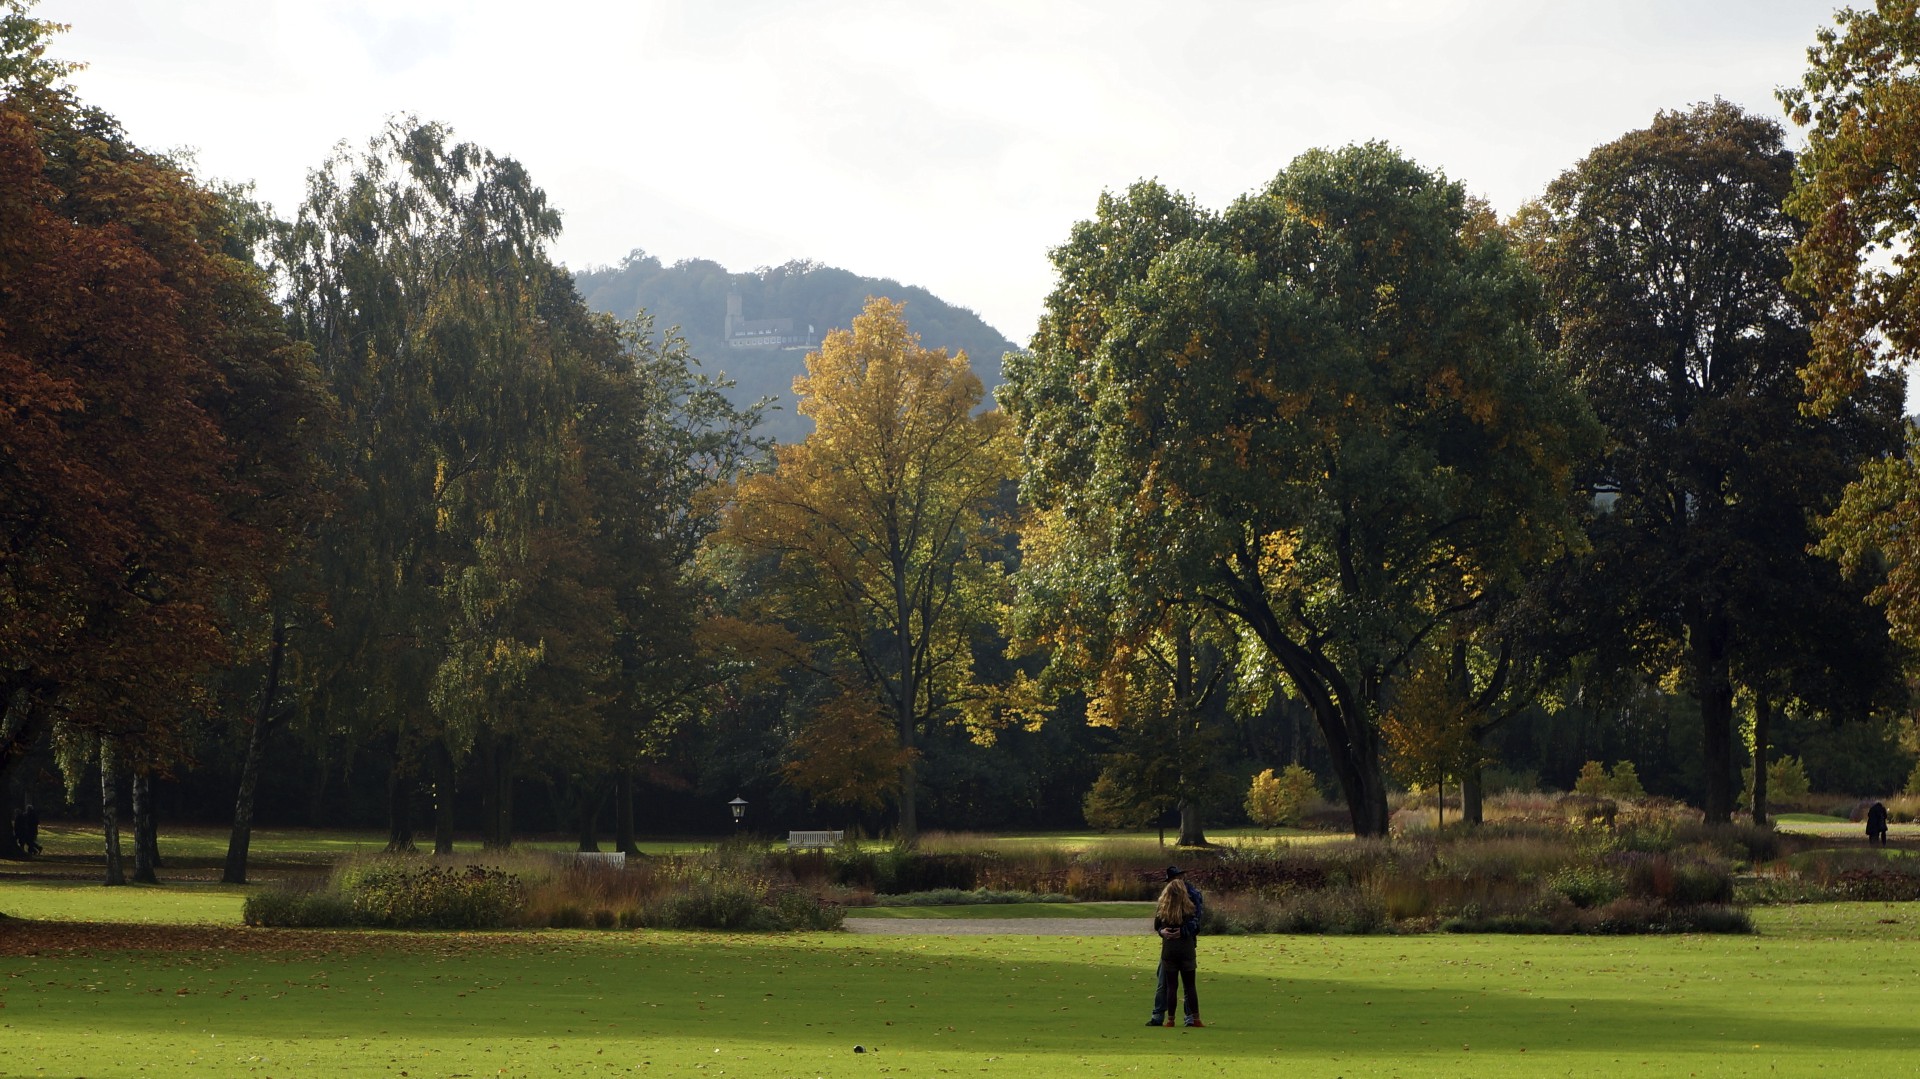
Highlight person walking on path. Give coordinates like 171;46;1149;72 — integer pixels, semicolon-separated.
1867;801;1890;847
1146;865;1204;1028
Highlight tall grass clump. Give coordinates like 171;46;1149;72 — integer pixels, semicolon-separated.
245;856;525;929
1770;847;1920;901
246;842;844;932
1141;810;1747;935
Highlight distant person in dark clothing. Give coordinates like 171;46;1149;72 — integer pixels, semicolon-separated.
13;803;40;857
1867;801;1889;847
1146;866;1204;1028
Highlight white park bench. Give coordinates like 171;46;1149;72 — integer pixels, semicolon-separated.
571;851;627;869
786;830;845;850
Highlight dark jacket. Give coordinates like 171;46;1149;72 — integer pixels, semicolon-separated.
1154;913;1198;969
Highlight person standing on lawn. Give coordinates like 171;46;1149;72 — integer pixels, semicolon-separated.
1146;866;1203;1028
1867;801;1889;847
12;802;40;857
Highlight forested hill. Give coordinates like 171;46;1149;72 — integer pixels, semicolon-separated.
574;252;1020;442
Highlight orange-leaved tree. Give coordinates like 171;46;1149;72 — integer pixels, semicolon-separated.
1;5;328;877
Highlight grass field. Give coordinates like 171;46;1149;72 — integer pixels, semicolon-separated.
3;903;1917;1077
6;821;1919;1076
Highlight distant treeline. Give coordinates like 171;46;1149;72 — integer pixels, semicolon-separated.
574;253;1018;442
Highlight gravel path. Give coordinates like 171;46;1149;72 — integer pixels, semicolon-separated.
843;917;1148;935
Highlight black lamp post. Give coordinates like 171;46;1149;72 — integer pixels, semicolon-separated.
728;796;748;827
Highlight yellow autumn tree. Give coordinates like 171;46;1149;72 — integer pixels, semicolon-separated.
717;297;1016;840
1245;764;1319;828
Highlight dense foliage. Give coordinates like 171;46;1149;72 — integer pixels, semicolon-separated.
1005;145;1597;837
1517;100;1905;826
6;3;1920;876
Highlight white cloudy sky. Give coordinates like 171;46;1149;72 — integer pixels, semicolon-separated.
44;0;1835;345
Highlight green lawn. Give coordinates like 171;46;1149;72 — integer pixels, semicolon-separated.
1773;814;1920;841
2;903;1917;1077
25;823;715;867
0;879;248;924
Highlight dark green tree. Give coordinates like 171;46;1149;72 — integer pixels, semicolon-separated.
1517;100;1905;824
1004;144;1596;837
281;118;606;851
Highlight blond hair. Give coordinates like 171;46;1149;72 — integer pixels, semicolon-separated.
1156;879;1194;923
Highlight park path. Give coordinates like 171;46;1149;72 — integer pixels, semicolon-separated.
843;916;1147;935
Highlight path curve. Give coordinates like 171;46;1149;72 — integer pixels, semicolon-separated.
843;917;1147;935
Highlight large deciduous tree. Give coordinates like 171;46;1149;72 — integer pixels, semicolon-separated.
718;297;1015;841
2;4;328;872
1782;0;1920;414
281;118;611;851
1518;100;1904;824
1004;145;1595;837
1786;3;1920;671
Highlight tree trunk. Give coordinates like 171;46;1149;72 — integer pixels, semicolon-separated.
614;771;637;856
1461;763;1484;826
1751;693;1772;827
575;781;602;853
131;770;158;883
1171;622;1209;848
1233;593;1391;837
1175;801;1209;847
1314;702;1392;837
892;539;920;846
896;751;918;844
305;738;335;826
224;616;287;884
223;710;269;883
481;735;514;849
385;756;416;854
431;739;456;856
0;689;43;861
101;744;125;886
1691;610;1736;825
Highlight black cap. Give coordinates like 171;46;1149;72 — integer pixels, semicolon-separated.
1165;865;1184;880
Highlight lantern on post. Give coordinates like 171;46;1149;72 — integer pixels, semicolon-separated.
727;796;748;827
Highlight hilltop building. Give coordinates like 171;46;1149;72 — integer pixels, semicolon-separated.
724;293;815;350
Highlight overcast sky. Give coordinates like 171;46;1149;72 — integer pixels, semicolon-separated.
44;1;1838;346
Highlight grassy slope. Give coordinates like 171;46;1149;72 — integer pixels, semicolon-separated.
2;905;1917;1077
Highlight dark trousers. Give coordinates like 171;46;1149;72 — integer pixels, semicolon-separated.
1153;959;1198;1018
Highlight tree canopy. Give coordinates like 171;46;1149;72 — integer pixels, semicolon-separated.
717;298;1016;840
1005;144;1597;836
1518;100;1905;824
1;7;330;870
1782;0;1920;413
